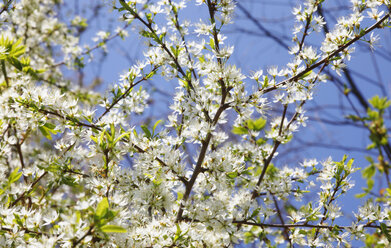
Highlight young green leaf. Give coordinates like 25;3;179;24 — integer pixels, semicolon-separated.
9;167;22;183
95;197;109;219
252;118;267;131
380;223;391;242
299;70;313;80
141;125;152;138
232;126;248;135
101;225;127;233
153;120;162;134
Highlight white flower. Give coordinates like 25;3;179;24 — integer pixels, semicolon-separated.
250;69;263;81
92;30;109;42
367;8;384;21
368;32;380;50
194;20;214;36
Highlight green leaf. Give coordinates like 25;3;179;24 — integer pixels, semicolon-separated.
60;176;77;186
177;192;183;201
346;158;354;171
96;197;109;219
141;125;152;138
198;55;205;63
7;57;23;70
366;109;379;120
366;143;376;150
262;75;269;88
174;223;181;242
329;56;342;62
355;191;368;198
299;70;312;80
43;122;56;130
114;132;130;145
76;211;81;224
256;138;266;145
179;78;190;90
101;225;127;233
39;122;59;140
13;213;23;227
243;231;254;244
110;123;116;141
232;126;248;135
90;135;98;143
247;120;255;130
119;0;136;15
365;156;374;164
145;70;156;79
9;167;22;183
251;118;267;131
10;39;25;58
346;114;361;122
209;38;215;49
369;96;391;110
227;171;238;178
367;178;374;190
266;164;279;178
39;126;50;139
362;165;376;179
380;223;391;242
251;208;260;218
170;46;179;57
153;120;162;134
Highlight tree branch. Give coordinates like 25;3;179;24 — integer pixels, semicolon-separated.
260;12;391;95
232;220;383;230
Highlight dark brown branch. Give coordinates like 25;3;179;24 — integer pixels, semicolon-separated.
298;14;312;52
13;127;28;184
272;195;293;247
251;140;281;199
1;60;10;88
11;171;48;207
35;107;100;130
206;0;222;64
278;105;288;136
1;226;46;236
72;226;94;248
64;169;90;178
0;0;12;15
175;97;230;222
232;220;383;230
175;1;232;222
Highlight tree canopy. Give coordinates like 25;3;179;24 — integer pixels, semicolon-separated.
0;0;391;247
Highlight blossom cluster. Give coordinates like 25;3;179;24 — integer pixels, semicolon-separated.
0;0;391;247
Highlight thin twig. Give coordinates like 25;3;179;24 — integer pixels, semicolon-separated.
272;194;293;247
232;220;382;230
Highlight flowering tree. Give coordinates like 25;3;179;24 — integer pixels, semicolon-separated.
1;0;391;247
